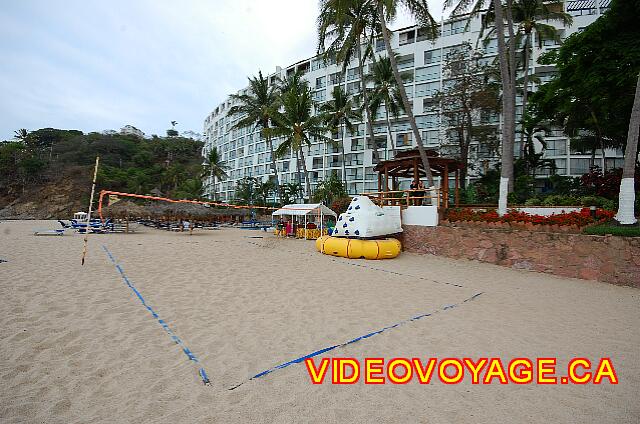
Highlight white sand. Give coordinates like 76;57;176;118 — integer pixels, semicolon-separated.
0;220;638;423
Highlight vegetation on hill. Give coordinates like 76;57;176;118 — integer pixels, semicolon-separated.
0;128;206;218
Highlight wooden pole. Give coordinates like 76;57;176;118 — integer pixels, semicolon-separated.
443;164;449;209
455;169;460;207
81;156;100;266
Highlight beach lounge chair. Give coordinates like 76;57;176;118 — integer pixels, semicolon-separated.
34;229;65;236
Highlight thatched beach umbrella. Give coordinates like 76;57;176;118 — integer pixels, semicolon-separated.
102;200;148;219
102;200;149;233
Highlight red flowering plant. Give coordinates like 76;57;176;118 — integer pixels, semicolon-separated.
445;208;614;227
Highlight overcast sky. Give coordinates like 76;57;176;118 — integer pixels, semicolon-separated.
0;0;446;140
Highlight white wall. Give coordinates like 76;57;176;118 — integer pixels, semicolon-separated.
515;207;582;216
401;206;439;227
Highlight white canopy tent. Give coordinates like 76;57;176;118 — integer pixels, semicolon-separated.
272;203;337;237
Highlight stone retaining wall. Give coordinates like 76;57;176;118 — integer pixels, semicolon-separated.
400;225;640;288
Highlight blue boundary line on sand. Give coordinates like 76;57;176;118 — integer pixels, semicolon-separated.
228;291;484;390
102;245;211;386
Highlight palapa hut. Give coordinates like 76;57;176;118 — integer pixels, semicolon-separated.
373;148;463;208
102;200;150;232
144;201;250;231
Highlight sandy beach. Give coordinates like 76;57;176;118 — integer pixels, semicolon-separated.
0;220;638;423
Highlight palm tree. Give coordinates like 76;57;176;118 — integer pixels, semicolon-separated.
317;0;381;162
446;0;518;215
615;72;640;225
312;171;348;205
320;86;362;182
513;0;571;120
505;0;572;156
366;55;408;157
202;147;229;200
256;178;277;206
266;80;333;199
227;71;282;199
372;0;438;187
14;129;29;141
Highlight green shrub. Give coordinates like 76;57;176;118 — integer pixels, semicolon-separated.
578;195;606;207
541;195;579;206
583;221;640;237
524;198;542;206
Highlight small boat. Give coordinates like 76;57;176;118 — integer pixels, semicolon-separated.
63;212;113;233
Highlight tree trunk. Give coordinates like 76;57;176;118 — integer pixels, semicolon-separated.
494;0;516;215
341;122;347;183
377;2;434;187
294;147;303;200
519;32;531;158
357;41;380;163
264;123;282;201
591;111;607;171
385;104;397;156
615;72;640;225
299;146;311;199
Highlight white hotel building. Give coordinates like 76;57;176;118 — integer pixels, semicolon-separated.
203;1;618;202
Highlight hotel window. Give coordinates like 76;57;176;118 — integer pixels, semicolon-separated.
545;139;567;156
311;59;326;71
313;89;326;101
424;49;442;65
347;67;359;81
422;130;439;146
392;120;411;133
367;137;387;150
346;167;364;180
605;158;624;169
329;72;343;85
365;167;376;179
351;138;364;151
415;65;440;82
312;157;323;169
397;54;415;71
375;38;385;52
442;20;466;37
345;153;363;166
417;26;439;41
346;81;360;95
328;155;342;167
404;84;414;98
396;133;412;147
364;181;378;191
316;76;326;89
399;30;416;45
554;158;567;175
415;81;439;97
423;98;439;112
570;158;591;175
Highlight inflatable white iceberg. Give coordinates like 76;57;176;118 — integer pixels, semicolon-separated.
331;196;402;239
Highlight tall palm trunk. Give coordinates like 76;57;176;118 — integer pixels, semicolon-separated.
357;41;380;162
615;72;640;225
294;146;303;199
262;119;281;201
519;32;531;158
299;145;311;198
340;122;347;183
494;0;516;215
377;2;434;187
385;104;397;156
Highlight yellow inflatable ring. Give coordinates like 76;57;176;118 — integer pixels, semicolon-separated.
315;235;401;260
